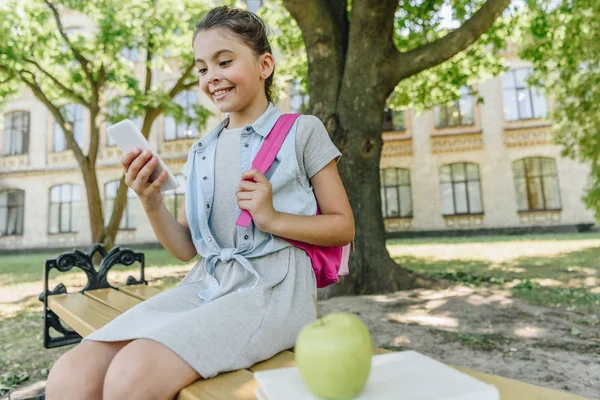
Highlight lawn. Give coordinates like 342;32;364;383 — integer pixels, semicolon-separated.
1;233;599;396
389;232;600;313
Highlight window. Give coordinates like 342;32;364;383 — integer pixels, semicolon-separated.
513;157;561;211
439;163;483;215
0;189;24;236
165;174;186;218
105;181;137;230
434;86;474;128
164;90;199;140
380;168;412;218
383;108;406;131
49;184;81;233
502;68;548;121
54;104;84;152
289;79;309;114
2;111;30;156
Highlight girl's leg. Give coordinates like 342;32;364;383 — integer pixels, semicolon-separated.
45;340;131;400
103;338;201;400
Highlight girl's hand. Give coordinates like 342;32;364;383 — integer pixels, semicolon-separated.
121;148;169;213
237;169;280;232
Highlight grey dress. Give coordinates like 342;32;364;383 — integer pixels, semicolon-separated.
84;116;342;378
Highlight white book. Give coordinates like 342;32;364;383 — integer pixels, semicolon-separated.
253;350;499;400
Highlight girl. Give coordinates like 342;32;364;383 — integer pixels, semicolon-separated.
45;6;354;400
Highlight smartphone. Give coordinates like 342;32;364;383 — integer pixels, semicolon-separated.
107;119;179;192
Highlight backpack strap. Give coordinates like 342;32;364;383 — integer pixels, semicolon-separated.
235;113;301;228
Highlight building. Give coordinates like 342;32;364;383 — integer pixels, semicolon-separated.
0;10;595;251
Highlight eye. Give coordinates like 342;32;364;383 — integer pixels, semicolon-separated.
220;60;232;67
197;68;207;75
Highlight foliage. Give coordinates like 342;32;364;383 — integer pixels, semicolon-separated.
521;0;600;220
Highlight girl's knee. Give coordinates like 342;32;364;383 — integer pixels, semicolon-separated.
103;363;153;400
45;348;101;400
45;341;128;400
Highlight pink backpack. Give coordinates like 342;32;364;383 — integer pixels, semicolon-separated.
235;114;350;288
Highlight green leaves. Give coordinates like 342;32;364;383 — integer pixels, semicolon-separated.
521;0;600;221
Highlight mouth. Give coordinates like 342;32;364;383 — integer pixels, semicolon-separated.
212;87;233;100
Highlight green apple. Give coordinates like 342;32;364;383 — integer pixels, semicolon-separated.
295;312;372;399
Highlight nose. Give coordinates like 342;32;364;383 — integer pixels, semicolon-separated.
207;70;220;86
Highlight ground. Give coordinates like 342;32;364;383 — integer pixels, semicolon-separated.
1;233;599;398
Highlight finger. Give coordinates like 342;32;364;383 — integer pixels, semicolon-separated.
120;147;142;171
147;170;168;193
241;169;267;183
237;199;253;211
126;149;153;181
236;191;254;201
134;155;158;186
238;181;259;192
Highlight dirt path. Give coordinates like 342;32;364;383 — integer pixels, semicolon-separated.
320;285;600;399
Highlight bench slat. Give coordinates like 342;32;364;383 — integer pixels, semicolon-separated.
176;369;257;400
118;284;162;301
249;351;295;372
84;288;142;313
48;293;120;337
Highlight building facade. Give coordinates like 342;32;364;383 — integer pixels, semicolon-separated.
0;13;596;251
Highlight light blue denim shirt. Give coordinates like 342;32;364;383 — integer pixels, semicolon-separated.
185;104;318;300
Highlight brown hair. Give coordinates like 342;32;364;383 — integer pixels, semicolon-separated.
194;6;274;103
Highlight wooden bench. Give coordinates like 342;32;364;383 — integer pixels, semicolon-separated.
39;245;587;399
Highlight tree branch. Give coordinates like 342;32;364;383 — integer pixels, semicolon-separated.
43;0;95;88
24;58;89;105
387;0;511;85
168;61;196;98
18;70;87;165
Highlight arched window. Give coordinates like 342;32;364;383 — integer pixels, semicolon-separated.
49;184;81;233
513;157;561;211
439;163;483;215
380;168;412;218
164;174;186;218
105;181;137;230
0;189;25;236
2;111;30;156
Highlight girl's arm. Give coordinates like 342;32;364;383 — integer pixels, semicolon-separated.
122;148;197;262
236;161;354;247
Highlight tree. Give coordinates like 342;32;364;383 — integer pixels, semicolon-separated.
274;0;515;295
521;0;600;220
0;0;211;249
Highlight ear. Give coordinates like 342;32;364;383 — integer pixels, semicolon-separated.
259;53;275;81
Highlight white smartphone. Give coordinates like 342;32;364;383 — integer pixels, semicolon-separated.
107;119;179;192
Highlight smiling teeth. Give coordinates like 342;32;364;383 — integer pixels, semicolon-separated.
214;89;230;96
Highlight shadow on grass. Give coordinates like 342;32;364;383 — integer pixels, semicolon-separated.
392;246;600;313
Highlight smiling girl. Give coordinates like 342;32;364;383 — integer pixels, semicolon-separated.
45;6;354;399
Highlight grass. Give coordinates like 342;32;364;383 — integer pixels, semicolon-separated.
0;248;191;286
389;233;600;313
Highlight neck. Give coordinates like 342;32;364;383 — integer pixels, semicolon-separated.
227;96;269;129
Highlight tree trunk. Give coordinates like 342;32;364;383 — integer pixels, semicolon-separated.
80;160;105;245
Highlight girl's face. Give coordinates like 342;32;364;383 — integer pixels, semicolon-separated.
193;28;273;114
